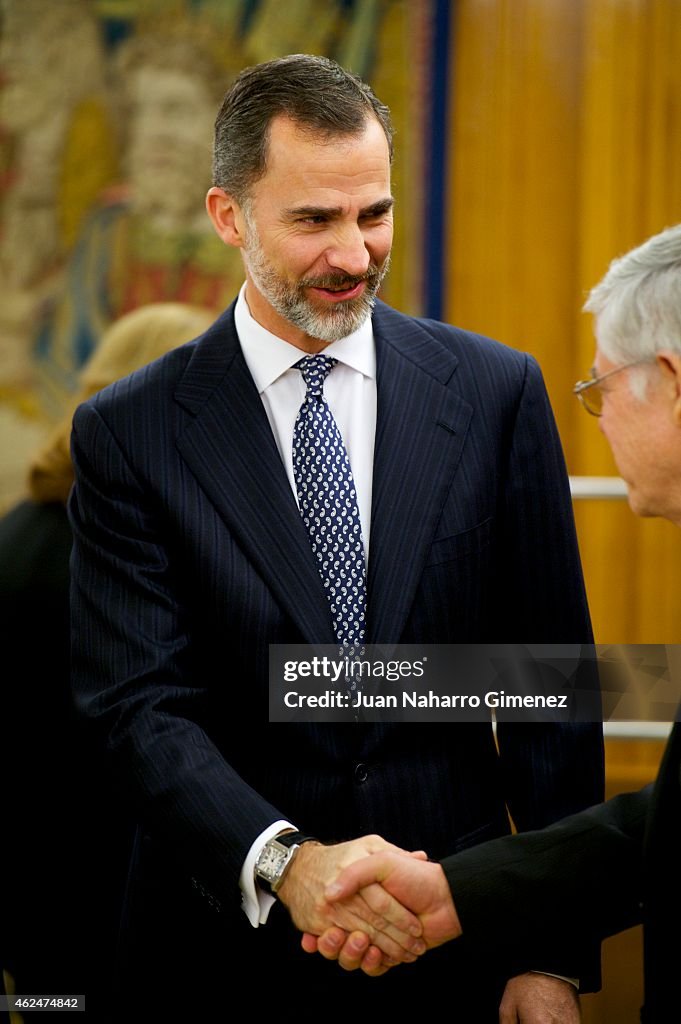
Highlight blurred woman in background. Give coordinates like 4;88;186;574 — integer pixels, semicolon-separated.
1;303;214;1020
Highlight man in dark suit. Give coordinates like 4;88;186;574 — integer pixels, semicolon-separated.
319;223;681;1023
68;54;602;1021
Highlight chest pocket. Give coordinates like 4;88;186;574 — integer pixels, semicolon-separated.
424;516;493;567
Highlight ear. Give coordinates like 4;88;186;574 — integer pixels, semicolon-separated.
655;350;681;425
205;187;247;248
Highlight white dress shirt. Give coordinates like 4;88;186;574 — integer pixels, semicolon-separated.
234;283;377;926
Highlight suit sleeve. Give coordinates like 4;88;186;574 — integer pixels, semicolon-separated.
69;400;286;911
441;787;648;985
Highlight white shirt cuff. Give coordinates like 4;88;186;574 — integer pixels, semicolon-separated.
530;970;579;990
239;820;296;927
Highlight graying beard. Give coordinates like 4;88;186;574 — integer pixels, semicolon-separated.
282;292;377;342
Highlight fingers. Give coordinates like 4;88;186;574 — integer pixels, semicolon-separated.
329;892;424;961
359;950;394;978
300;932;319;954
359;880;423;939
316;929;396;977
326;851;395;901
332;936;399;978
314;926;348;960
335;930;370;970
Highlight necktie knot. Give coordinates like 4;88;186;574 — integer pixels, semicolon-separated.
294;354;337;399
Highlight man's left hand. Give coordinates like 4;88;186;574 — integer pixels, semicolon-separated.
499;973;581;1024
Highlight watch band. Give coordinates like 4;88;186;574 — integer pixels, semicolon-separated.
275;831;318;849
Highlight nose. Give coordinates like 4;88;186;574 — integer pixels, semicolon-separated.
325;224;371;277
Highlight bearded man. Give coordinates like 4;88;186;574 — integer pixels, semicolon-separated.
69;54;603;1022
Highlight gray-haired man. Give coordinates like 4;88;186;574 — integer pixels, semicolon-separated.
322;222;681;1024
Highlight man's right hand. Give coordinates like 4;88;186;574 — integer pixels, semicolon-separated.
276;837;428;964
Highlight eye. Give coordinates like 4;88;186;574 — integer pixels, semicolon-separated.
299;215;327;226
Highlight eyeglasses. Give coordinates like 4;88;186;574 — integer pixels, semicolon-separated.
573;360;648;416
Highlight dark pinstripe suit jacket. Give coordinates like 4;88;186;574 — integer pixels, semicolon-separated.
69;299;604;1011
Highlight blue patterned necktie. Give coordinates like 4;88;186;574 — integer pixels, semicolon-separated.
292;354;367;651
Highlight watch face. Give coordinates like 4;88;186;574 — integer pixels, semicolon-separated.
256;840;290;884
258;845;286;877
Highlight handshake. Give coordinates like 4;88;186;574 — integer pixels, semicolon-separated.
275;835;583;1021
275;833;461;977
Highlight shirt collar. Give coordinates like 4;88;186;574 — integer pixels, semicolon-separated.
234;282;376;394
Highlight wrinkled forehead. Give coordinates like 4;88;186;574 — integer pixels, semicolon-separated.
249;115;392;207
263;113;389;173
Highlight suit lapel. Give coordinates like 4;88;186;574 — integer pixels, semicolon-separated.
174;306;334;644
367;302;473;642
173;301;475;646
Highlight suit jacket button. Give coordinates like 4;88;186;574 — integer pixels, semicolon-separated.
354;762;369;784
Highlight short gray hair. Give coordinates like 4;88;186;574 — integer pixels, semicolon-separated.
584;223;681;364
212;53;393;204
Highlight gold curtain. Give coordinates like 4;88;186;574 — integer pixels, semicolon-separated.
446;5;681;1019
446;0;681;644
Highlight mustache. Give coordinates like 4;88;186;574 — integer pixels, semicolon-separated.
299;263;384;291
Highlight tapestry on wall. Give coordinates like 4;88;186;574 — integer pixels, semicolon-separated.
0;0;446;506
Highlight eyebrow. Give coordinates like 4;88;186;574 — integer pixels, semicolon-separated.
283;197;395;220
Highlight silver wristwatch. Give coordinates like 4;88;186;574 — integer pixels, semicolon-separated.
254;831;317;895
